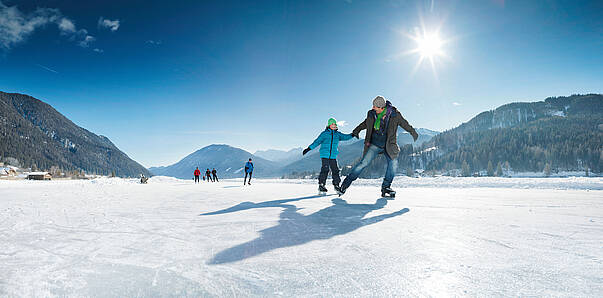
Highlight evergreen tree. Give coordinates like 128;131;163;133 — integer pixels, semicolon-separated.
461;161;471;177
496;162;503;177
487;161;494;176
544;163;552;177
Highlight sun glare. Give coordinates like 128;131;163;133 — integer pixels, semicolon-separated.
416;33;443;58
399;25;451;80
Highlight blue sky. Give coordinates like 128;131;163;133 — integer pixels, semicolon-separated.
1;0;602;167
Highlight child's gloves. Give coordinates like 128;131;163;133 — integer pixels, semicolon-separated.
302;147;311;155
351;132;359;139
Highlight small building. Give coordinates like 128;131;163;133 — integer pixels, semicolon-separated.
27;172;52;180
1;166;18;177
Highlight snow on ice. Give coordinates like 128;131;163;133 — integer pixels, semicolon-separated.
1;176;602;296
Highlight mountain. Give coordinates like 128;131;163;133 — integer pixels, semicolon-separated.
149;144;280;179
254;147;304;164
397;128;439;147
415;94;603;174
0;91;149;177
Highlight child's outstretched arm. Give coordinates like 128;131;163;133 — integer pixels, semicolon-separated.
337;131;355;141
303;132;325;155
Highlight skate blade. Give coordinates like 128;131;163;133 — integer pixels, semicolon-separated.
318;191;328;196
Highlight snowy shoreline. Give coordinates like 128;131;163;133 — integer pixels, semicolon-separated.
230;176;603;191
2;175;601;191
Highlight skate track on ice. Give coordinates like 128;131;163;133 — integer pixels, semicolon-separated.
1;177;602;296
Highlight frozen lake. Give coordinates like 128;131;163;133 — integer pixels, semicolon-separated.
1;177;602;296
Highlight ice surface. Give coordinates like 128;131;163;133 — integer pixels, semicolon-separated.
1;177;602;296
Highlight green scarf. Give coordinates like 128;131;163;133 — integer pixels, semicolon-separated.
374;108;387;130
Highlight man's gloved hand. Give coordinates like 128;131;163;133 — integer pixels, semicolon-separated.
411;130;419;141
351;132;359;139
302;147;311;155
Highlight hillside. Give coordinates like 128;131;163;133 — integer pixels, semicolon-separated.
416;94;603;174
0;92;149;177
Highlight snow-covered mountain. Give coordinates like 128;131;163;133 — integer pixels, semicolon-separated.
149;144;280;179
397;127;439;146
254;147;304;164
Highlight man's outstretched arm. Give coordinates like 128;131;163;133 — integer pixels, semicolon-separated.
397;114;418;141
362;208;409;226
352;112;369;138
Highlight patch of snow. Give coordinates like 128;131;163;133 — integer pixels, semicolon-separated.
411;146;437;156
549;110;566;117
25;172;50;175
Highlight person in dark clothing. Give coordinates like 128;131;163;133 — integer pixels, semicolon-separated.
244;158;253;185
302;118;354;193
339;96;418;197
206;169;213;182
194;167;201;183
212;168;219;182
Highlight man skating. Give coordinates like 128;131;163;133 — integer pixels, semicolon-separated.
194;167;201;183
206;169;213;182
244;158;253;185
212;168;219;182
339;96;418;197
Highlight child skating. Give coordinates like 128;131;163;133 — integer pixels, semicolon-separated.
302;118;354;195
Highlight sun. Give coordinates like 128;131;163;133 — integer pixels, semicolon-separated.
416;33;443;58
399;26;450;80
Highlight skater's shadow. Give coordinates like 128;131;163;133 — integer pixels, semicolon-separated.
203;196;409;265
222;186;241;189
199;194;333;216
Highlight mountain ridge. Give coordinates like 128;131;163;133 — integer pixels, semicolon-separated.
0;91;150;177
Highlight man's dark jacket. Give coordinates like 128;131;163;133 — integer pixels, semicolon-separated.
352;101;418;159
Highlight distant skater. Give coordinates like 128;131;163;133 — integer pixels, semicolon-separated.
244;158;253;185
206;168;213;182
302;117;354;194
212;168;219;182
194;167;201;183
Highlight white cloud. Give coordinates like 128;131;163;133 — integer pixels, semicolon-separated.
78;34;95;47
98;17;119;32
93;48;103;53
58;18;75;33
146;40;162;45
0;1;95;50
452;102;462;106
337;120;348;127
